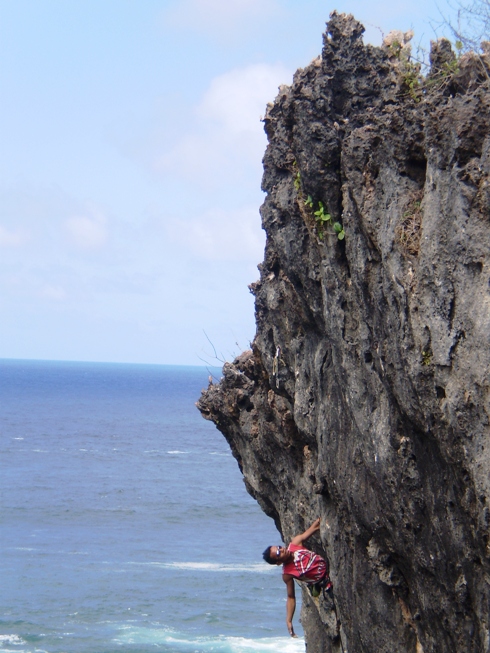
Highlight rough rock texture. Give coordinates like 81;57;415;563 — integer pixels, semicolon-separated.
197;13;490;653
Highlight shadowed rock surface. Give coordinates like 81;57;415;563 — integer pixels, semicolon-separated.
197;12;490;653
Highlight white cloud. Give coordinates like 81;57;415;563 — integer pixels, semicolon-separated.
0;225;30;247
64;208;108;249
166;205;264;262
162;0;280;32
198;64;287;133
155;63;291;185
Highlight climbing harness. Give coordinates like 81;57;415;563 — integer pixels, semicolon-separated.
308;576;333;598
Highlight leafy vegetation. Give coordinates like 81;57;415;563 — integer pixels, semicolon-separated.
402;61;423;101
388;31;468;102
291;162;345;242
294;171;301;191
305;195;345;241
422;350;432;365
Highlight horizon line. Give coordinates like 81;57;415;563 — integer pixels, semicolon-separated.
0;356;224;369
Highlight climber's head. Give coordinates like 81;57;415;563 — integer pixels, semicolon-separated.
262;545;289;565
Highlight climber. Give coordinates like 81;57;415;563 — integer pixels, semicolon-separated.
262;518;331;637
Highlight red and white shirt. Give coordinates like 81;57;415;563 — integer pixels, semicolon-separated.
283;543;327;583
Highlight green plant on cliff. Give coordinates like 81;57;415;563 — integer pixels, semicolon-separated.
302;194;346;241
311;200;345;241
294;168;345;242
388;39;403;59
334;221;346;240
313;201;331;240
400;38;466;101
294;170;301;190
424;46;462;91
401;60;423;101
422;349;432;365
444;58;460;74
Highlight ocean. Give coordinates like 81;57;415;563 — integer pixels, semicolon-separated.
0;359;304;653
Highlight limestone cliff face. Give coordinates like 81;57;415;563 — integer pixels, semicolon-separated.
197;13;490;653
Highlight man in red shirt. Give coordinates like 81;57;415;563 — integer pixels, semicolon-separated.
262;518;330;637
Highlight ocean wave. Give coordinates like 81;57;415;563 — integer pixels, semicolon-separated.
12;547;37;552
167;450;189;455
0;633;43;653
0;634;26;646
1;650;49;653
113;626;304;653
127;561;274;574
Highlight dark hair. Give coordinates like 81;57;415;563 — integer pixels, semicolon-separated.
262;546;275;564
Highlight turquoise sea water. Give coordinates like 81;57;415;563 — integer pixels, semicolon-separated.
0;360;304;653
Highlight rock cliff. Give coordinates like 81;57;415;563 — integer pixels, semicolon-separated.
197;13;490;653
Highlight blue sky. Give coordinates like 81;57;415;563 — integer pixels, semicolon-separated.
0;0;454;365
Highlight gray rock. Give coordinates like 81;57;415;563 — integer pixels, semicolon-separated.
197;12;490;653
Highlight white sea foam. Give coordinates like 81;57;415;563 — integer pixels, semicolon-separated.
225;636;305;653
0;634;26;646
12;547;36;551
114;627;305;653
127;561;274;573
167;450;189;454
114;626;304;653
